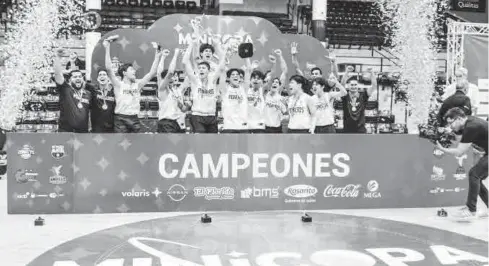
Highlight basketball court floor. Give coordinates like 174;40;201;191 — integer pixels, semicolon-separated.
0;179;487;266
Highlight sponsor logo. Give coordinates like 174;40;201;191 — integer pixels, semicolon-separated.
51;145;66;159
323;184;361;198
122;188;162;198
429;187;466;194
16;192;64;199
15;169;38;183
18;144;35;159
433;148;444;158
167;184;188;202
194;187;235;200
49;165;67;185
431;166;445;181
454;155;467;180
283;184;317;203
364;180;381;198
240;187;279;199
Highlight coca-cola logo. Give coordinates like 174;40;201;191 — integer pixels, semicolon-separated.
284;185;318;198
323;184;361;198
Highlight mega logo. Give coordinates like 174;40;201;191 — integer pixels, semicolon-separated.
51;237;489;266
283;184;317;203
364;180;381;199
193;187;235;200
323;184;361;198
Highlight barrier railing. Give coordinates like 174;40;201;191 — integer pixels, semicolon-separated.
8;133;471;214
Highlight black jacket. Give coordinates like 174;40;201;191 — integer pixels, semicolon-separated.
437;90;472;126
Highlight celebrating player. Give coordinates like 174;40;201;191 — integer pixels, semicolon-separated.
103;37;162;133
286;75;317;134
90;68;115;133
311;76;347;133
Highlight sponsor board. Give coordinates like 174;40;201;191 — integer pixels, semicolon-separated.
18;144;35;159
283;184;317;203
429;187;466;194
49;165;67;185
51;145;66;159
167;184;188;202
16;192;64;199
431;166;445;181
194;187;235;200
122;188;163;198
433;148;444;158
15;169;38;183
364;180;381;198
240;186;279;199
323;184;361;198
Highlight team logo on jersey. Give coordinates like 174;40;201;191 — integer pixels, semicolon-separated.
51;145;66;159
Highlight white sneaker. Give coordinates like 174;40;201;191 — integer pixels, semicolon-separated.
453;207;477;221
477;210;488;218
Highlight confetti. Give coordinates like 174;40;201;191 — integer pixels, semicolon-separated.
0;0;83;130
375;0;448;133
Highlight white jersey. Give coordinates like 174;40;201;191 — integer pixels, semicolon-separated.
312;93;335;126
221;85;248;130
287;93;311;130
114;81;140;116
191;78;218;116
247;88;265;129
264;92;286;127
159;87;185;123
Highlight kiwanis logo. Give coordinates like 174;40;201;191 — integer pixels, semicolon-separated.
51;145;66;159
49;165;67;185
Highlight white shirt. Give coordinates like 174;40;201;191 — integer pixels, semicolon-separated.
221;85;248;130
190;78;218;116
312;93;335;126
287;93;311;130
247;87;265;129
159;86;185;122
264;92;286;127
443;83;480;110
114;81;140;116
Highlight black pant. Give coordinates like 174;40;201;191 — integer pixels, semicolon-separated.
158;119;185;133
91;125;114;133
265;126;282;133
467;154;488;212
114;114;141;133
249;129;266;134
221;129;249;134
343;126;367;134
288;129;309;134
315;125;336;134
189;115;218;133
58;127;89;133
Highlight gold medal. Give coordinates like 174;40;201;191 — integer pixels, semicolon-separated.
77;102;83;109
102;103;108;110
352;106;357;112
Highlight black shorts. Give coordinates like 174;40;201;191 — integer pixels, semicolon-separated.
265;126;283;134
114;114;141;133
221;129;249;134
158;119;185;133
249;129;266;134
315;125;336;134
189;114;218;133
58;127;89;133
288;129;309;134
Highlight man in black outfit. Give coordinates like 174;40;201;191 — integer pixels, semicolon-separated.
90;68;115;133
437;107;488;221
53;49;94;133
437;80;471;126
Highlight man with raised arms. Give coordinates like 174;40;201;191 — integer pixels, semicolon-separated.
103;36;162;133
264;49;288;133
311;76;347;133
183;31;228;133
286;75;317;134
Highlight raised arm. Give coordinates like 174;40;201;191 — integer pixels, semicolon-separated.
103;39;121;88
53;49;66;85
341;65;354;87
366;68;377;97
307;95;318;134
327;49;339;79
276;49;288;86
183;39;199;84
243;58;252;91
209;40;228;85
290;42;305;76
158;49;179;92
328;76;348;99
137;45;163;90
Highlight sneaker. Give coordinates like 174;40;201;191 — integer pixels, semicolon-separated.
453;207;477;221
477;210;488;218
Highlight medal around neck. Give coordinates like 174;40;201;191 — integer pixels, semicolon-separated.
77;102;83;109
